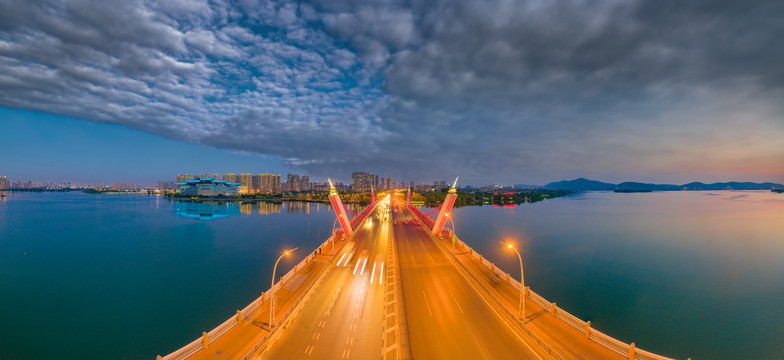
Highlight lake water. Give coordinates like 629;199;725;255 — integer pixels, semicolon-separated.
1;191;782;359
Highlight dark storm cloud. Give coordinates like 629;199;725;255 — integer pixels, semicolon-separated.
1;0;783;184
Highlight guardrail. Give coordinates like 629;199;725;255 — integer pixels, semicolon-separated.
450;236;680;360
157;234;343;360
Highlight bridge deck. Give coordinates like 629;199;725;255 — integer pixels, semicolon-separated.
162;195;652;360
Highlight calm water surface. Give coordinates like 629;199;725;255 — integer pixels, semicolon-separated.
0;192;352;359
1;191;782;359
443;190;784;360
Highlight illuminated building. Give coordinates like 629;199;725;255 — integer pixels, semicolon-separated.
176;174;190;182
287;173;300;192
259;174;281;193
352;171;378;192
174;178;242;196
301;176;310;191
223;173;236;183
238;173;253;189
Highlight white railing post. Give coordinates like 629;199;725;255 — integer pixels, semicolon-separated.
236;310;243;325
202;332;209;349
551;302;557;315
629;342;636;360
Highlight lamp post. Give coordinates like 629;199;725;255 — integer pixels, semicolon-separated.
445;213;456;251
270;248;297;328
507;243;525;321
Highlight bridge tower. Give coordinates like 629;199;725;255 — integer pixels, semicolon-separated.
431;178;458;235
371;185;376;207
328;179;353;237
406;187;411;207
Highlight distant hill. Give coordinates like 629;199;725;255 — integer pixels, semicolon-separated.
542;178;784;191
680;182;784;190
543;178;616;191
616;182;680;191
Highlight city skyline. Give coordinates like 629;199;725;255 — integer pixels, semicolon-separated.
1;1;783;186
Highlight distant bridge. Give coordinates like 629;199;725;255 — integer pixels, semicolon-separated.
158;183;682;360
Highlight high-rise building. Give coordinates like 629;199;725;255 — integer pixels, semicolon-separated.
223;173;236;183
258;174;281;193
0;176;9;190
252;174;261;192
199;173;210;180
286;173;301;192
212;174;220;181
176;174;190;182
300;176;310;191
238;173;253;188
352;171;379;192
382;177;393;190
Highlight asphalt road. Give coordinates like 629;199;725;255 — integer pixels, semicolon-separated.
393;201;543;360
261;203;391;360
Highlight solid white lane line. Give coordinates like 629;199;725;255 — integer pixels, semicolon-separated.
423;290;433;316
370;262;377;284
337;253;346;267
449;289;464;314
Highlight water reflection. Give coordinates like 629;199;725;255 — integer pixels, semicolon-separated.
258;201;281;215
172;200;353;219
173;201;240;220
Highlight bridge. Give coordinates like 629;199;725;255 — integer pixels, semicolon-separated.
158;183;682;360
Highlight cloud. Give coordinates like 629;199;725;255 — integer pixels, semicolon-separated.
0;0;783;184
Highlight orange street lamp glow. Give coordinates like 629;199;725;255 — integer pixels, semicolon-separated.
270;247;297;327
505;242;525;321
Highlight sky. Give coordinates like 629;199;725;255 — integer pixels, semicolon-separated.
1;0;783;186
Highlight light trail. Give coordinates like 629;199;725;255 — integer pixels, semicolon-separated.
370;262;377;284
353;257;362;275
379;262;384;285
360;257;368;275
337;253;346;267
343;253;354;267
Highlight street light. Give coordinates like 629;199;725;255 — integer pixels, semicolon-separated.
445;213;456;251
506;243;525;321
270;247;297;327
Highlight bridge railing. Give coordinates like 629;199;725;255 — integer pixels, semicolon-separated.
409;206;434;227
450;237;678;360
158;235;340;360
